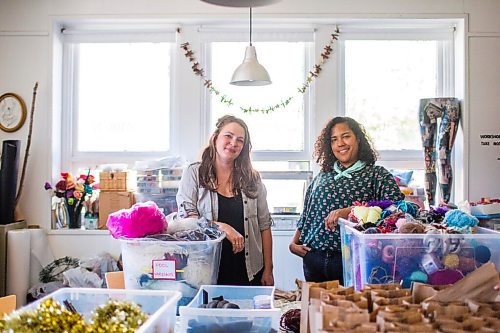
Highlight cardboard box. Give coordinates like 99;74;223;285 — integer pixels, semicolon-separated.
98;191;134;229
100;171;131;191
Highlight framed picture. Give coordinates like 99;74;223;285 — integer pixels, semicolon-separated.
0;92;27;132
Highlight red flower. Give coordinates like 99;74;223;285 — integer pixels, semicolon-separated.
55;180;67;192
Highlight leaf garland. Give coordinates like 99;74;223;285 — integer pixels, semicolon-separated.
177;27;339;114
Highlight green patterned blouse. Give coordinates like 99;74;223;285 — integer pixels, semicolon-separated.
297;163;404;252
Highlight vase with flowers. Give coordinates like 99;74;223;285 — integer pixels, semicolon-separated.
45;171;95;229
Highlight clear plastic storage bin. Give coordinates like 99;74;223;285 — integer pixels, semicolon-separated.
18;288;181;333
340;218;500;290
120;235;224;307
179;285;280;333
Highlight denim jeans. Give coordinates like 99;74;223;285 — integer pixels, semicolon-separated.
302;248;344;285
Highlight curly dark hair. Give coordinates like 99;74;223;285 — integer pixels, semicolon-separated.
199;115;260;198
314;117;378;172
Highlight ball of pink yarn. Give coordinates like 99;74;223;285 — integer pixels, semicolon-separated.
107;201;167;239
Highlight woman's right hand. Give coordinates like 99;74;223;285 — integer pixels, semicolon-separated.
289;242;310;258
215;222;245;253
325;207;352;230
289;229;310;257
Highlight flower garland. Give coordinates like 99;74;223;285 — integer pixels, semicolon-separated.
177;27;339;114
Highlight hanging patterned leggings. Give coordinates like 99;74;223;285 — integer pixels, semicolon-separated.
419;98;460;205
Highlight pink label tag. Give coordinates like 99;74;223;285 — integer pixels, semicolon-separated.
152;259;176;280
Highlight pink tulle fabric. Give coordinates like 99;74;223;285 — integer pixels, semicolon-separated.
107;201;167;239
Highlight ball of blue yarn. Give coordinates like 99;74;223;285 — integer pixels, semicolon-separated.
409;270;428;283
444;209;478;229
474;245;491;263
395;200;419;217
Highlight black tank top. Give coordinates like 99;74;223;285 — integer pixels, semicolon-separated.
216;192;248;285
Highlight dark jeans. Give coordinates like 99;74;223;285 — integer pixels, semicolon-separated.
302;248;344;285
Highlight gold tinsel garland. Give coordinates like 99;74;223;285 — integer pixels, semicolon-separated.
177;27;339;114
0;297;148;333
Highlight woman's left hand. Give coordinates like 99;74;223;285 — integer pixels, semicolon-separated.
324;207;352;230
261;268;274;286
214;222;245;253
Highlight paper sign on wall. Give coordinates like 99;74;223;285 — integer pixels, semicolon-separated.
479;133;500;161
152;260;176;280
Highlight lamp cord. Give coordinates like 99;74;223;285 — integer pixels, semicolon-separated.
249;5;252;46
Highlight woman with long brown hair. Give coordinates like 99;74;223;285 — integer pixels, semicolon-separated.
177;115;274;286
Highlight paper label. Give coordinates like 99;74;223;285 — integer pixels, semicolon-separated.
152;259;176;280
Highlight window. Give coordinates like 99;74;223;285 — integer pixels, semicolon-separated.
60;27;175;171
339;26;455;162
339;26;454;187
338;25;455;198
345;40;438;151
205;30;314;162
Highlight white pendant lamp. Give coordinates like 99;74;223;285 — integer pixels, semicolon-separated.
201;0;282;8
230;4;271;86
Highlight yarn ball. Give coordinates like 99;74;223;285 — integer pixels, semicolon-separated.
423;229;444;253
458;256;477;274
443;209;478;229
409;270;428;283
460;247;475;258
444;237;463;254
366;240;382;260
364;227;381;234
382;244;396;264
395;200;419;217
433;206;450;216
474;245;491;263
352;206;382;224
442;253;460;269
398;221;426;234
367;200;394;210
107;201;167;239
429;269;464;285
395;256;419;277
395;218;407;230
395;239;424;257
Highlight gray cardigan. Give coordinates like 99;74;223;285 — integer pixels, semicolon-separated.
176;162;272;280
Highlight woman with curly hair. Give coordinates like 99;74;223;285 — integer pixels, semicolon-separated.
177;115;274;286
289;117;403;284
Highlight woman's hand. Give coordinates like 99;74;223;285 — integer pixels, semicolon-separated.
289;242;310;257
289;229;310;257
324;207;351;230
216;222;245;253
261;268;274;286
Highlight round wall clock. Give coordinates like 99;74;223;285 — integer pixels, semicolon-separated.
0;92;27;132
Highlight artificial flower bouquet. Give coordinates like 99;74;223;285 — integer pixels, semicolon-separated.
45;172;96;228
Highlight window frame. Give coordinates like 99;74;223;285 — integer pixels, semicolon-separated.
59;26;178;172
200;27;315;162
337;24;456;167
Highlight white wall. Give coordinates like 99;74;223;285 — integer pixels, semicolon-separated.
1;0;499;259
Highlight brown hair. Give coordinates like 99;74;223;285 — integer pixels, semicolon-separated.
199;115;260;198
314;116;378;172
